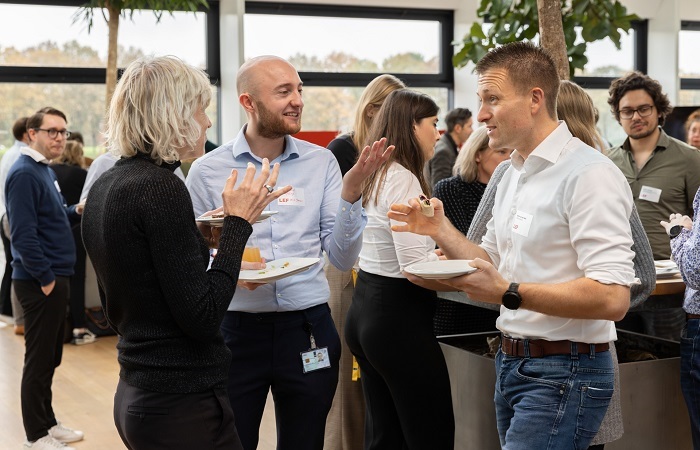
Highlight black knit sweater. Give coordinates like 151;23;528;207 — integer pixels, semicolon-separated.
433;176;487;235
81;155;251;393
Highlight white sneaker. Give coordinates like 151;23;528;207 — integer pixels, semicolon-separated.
23;434;75;450
71;328;97;345
48;422;84;443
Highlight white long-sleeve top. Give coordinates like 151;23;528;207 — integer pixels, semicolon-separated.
360;162;439;278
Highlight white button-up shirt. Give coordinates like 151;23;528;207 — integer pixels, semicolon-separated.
481;122;637;343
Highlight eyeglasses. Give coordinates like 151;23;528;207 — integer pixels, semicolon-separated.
618;105;655;120
34;128;71;139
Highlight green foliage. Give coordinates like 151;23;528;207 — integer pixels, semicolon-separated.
74;0;208;31
453;0;639;77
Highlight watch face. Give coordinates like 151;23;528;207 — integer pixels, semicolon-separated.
670;225;682;238
502;292;521;310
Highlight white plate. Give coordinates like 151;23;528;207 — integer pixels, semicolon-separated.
196;210;278;226
239;257;320;283
404;260;478;279
654;260;678;270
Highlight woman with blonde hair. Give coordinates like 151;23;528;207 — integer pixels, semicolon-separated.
558;79;608;151
324;74;405;450
81;56;289;450
329;74;405;175
431;127;509;336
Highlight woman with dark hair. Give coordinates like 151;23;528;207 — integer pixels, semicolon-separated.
344;89;454;450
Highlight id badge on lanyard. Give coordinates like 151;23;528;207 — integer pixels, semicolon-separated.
300;321;331;374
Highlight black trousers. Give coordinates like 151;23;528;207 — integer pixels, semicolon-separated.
68;225;86;329
345;271;455;450
114;379;243;450
220;303;340;450
0;213;13;316
15;276;69;441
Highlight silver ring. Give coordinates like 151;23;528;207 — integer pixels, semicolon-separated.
264;184;274;194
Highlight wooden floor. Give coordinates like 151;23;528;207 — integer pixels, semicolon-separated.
0;315;278;450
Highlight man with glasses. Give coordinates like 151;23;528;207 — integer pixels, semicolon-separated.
607;72;700;340
5;107;85;450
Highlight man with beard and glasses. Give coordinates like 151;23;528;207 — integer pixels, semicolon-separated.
608;72;700;341
186;55;393;450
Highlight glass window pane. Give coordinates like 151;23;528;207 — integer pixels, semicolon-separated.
0;4;207;69
0;83;220;161
680;31;700;78
679;90;700;108
586;89;626;148
576;30;635;77
244;14;441;74
298;86;448;132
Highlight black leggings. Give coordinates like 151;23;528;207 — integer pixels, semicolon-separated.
345;270;454;450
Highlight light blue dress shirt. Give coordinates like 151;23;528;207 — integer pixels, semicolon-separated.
186;125;366;312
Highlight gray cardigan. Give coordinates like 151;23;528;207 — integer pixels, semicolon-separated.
465;160;656;445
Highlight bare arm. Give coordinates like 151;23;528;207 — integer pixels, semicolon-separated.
388;196;491;262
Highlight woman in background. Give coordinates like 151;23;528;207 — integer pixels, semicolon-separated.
50;140;91;344
685;109;700;149
432;126;509;336
345;89;454;450
324;73;405;450
81;56;289;450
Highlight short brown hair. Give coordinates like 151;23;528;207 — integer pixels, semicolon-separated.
475;42;559;120
12;117;28;141
607;71;672;125
26;107;67;131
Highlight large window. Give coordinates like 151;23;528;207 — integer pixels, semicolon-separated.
679;21;700;107
244;2;453;132
0;0;220;150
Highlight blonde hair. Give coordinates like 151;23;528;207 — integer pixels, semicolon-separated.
352;74;406;153
453;126;490;182
55;140;85;168
105;56;212;164
557;80;607;151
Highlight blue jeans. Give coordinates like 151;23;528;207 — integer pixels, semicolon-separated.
495;345;614;450
681;319;700;449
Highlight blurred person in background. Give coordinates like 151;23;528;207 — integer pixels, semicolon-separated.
0;116;29;327
50;140;91;345
432;126;509;337
325;73;405;450
685;109;700;150
425;107;473;189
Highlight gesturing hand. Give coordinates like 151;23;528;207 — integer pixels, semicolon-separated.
341;137;395;203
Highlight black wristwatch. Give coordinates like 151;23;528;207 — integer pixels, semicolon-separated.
669;225;683;239
502;282;522;310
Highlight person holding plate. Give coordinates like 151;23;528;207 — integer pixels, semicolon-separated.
186;55;393;450
81;56;289;450
344;89;455;449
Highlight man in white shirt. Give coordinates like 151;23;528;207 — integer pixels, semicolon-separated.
0;116;29;324
389;42;637;450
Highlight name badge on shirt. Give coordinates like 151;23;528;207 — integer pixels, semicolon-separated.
54;180;61;193
278;187;305;206
512;210;533;237
639;185;662;203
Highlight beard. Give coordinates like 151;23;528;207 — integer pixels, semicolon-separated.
627;119;658;140
254;99;302;139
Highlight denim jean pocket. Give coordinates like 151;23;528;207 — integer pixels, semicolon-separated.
576;382;613;438
127;405;170;418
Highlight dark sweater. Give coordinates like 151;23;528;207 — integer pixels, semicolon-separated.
81;155;251;393
433;176;487;235
51;163;87;205
6;154;76;285
327;133;357;177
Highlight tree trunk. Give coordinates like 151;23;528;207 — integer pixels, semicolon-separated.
105;2;120;111
537;0;569;80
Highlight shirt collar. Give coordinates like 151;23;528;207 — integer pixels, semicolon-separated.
20;146;50;165
510;121;573;171
621;126;669;152
231;124;301;163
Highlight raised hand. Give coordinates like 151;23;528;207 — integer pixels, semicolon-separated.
388;196;446;238
222;158;292;225
341;137;395;203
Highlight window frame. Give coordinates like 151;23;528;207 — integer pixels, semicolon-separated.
0;0;220;84
245;2;455;97
680;21;700;91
